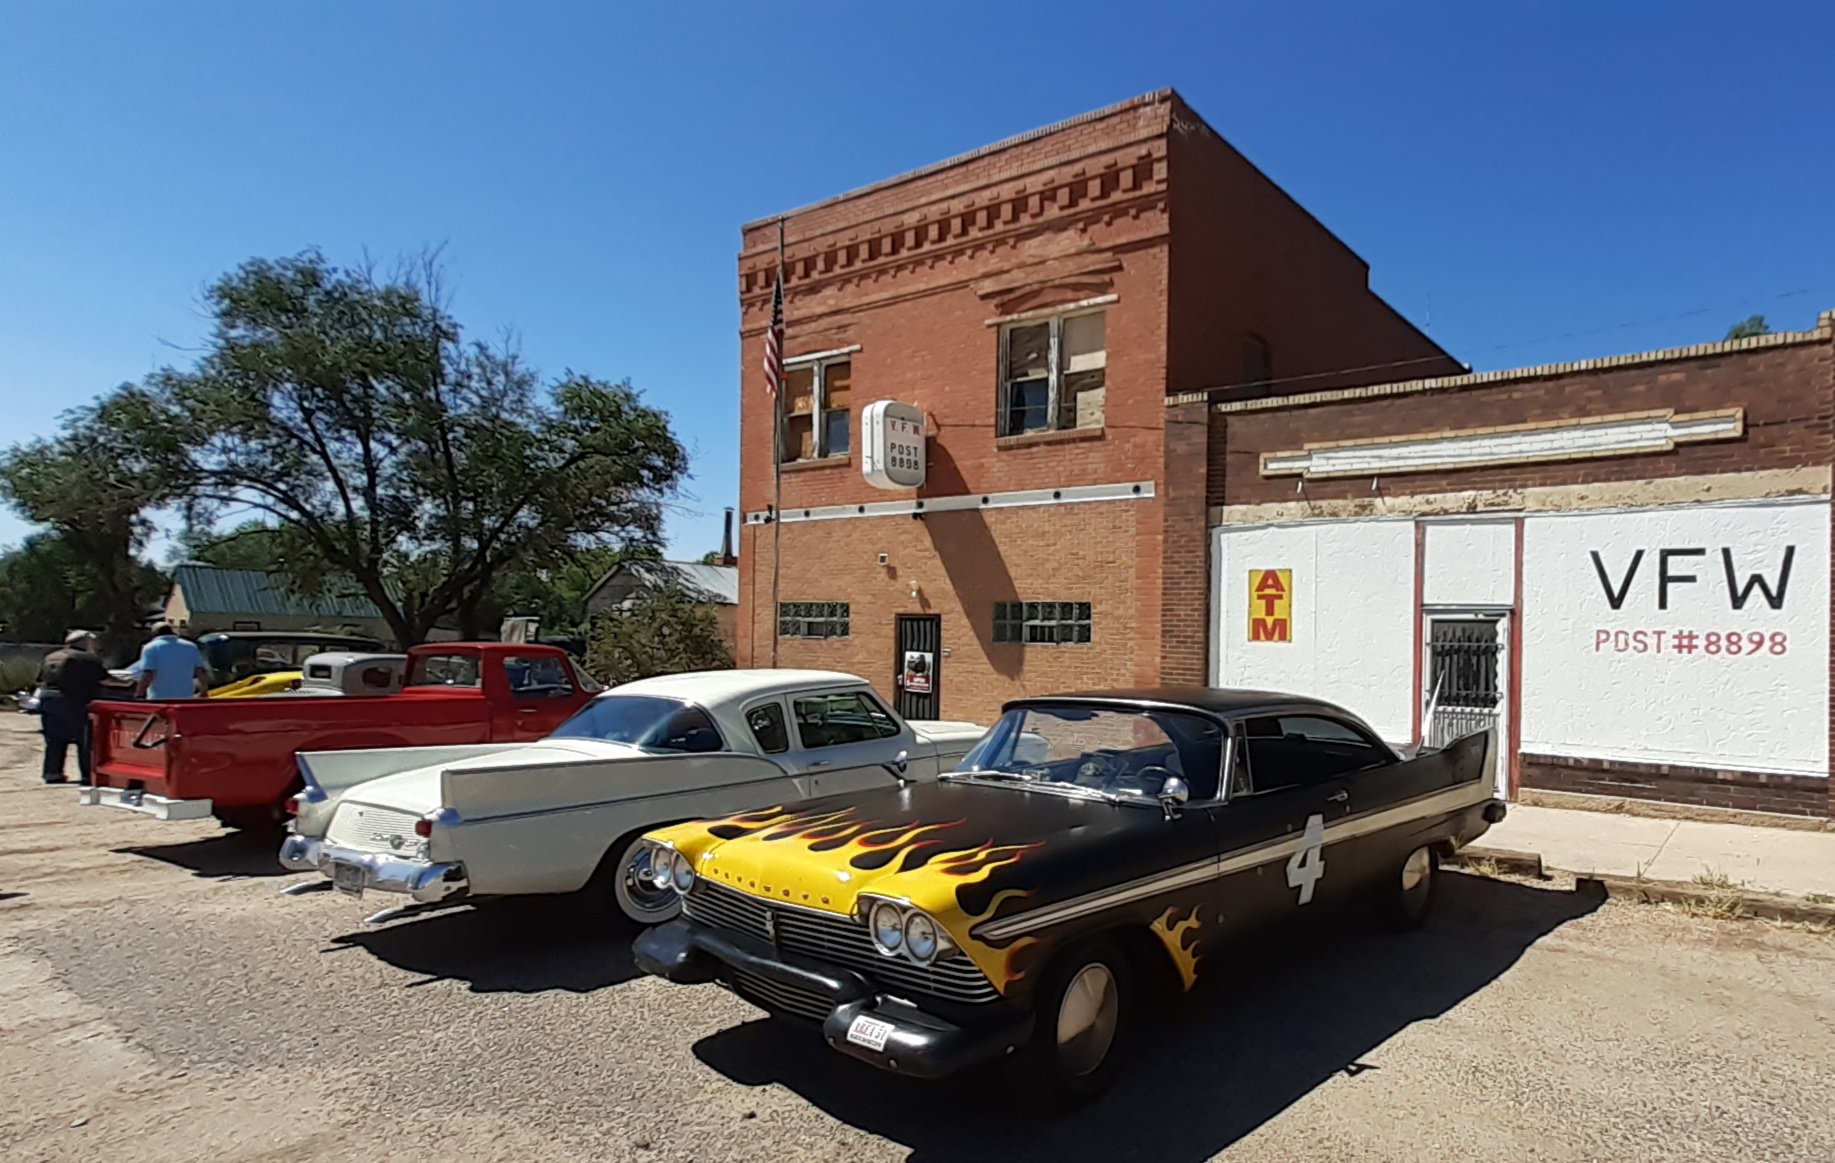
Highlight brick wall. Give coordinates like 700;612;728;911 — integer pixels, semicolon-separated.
747;502;1149;724
1519;754;1830;818
1213;339;1834;510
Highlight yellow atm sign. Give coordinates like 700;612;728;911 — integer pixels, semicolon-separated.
1249;569;1292;642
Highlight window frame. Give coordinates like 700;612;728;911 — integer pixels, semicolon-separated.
993;600;1092;646
778;601;850;640
742;696;792;755
997;307;1107;437
778;351;855;464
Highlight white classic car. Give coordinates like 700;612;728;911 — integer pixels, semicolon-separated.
277;669;986;925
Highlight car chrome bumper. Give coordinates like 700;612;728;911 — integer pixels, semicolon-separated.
278;834;468;903
633;917;1030;1080
77;785;214;821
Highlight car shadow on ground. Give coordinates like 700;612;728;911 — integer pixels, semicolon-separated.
115;829;292;878
327;894;643;995
692;873;1605;1163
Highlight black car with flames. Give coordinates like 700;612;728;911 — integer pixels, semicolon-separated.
632;688;1504;1105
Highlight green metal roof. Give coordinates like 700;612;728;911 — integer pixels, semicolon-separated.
171;563;383;620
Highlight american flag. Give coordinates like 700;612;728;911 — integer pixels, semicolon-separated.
762;266;786;399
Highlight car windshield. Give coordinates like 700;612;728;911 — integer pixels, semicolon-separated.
547;695;725;753
952;704;1224;803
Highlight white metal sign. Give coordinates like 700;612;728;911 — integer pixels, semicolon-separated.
861;400;926;490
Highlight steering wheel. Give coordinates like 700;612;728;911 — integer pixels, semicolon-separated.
1134;764;1178;798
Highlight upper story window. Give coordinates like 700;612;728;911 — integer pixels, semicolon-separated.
998;309;1106;437
1243;334;1273;397
780;355;853;463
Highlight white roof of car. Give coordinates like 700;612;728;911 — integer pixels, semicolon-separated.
607;668;868;705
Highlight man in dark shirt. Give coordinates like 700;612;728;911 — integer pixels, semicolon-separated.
37;630;113;785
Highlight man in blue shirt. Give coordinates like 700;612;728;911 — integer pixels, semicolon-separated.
134;623;209;700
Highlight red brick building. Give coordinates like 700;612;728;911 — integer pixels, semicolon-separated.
734;88;1835;818
735;89;1457;720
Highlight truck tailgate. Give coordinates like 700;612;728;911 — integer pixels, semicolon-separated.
90;704;175;794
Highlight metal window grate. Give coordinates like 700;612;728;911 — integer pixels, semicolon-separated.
1428;620;1501;710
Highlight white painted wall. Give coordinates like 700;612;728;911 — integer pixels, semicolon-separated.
1213;521;1416;742
1520;499;1829;776
1423;520;1516;607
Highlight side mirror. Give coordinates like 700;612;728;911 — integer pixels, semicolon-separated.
1157;775;1189;821
891;749;910;778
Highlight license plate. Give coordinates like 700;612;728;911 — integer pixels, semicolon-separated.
845;1014;894;1053
331;862;366;897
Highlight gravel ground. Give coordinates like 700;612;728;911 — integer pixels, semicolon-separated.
2;713;1833;1162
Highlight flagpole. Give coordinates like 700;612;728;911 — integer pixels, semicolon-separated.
770;218;785;670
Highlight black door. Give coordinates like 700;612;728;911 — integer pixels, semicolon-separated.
893;614;941;720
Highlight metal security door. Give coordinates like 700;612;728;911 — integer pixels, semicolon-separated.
1425;616;1505;763
894;615;941;720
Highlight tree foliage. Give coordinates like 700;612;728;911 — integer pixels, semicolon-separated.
584;588;733;687
0;399;173;656
116;252;687;644
1725;315;1771;340
0;532;166;659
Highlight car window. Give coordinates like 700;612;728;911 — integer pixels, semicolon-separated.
406;653;483;687
1241;714;1390;790
1226;724;1254;798
504;654;575;697
793;690;902;749
746;700;790;754
549;695;724;752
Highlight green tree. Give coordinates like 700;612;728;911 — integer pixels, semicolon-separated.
489;544;659;635
0;533;167;659
0;397;174;657
584;588;733;687
1725;315;1771;340
118;251;687;644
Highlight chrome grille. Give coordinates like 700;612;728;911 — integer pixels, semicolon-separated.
325;804;424;854
684;880;999;1005
727;967;832;1022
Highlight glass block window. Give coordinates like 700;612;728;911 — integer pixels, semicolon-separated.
779;601;850;639
993;601;1092;645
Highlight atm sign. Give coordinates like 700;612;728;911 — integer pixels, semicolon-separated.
1248;569;1292;642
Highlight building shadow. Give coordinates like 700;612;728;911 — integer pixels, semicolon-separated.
920;443;1022;680
114;831;292;878
326;894;643;995
691;873;1604;1162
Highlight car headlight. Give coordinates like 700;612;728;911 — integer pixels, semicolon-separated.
869;901;905;954
903;911;940;963
643;844;674;889
669;849;695;894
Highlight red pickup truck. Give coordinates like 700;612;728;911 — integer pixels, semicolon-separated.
81;643;596;831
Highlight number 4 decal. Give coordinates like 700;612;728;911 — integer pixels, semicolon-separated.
1286;813;1326;905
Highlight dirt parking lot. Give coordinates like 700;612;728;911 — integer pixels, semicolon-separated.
3;714;1833;1163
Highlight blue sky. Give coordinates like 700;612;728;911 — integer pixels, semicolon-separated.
4;1;1832;559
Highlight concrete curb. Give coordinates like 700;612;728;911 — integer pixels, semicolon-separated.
1449;846;1546;879
1575;874;1835;926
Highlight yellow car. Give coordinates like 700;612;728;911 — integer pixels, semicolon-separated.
208;671;304;698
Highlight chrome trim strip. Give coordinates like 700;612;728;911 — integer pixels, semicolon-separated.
975;778;1494;941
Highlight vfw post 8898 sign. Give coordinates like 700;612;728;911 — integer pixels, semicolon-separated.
1520;500;1830;777
862;401;926;491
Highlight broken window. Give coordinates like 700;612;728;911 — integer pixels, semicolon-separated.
779;357;854;463
998;309;1106;437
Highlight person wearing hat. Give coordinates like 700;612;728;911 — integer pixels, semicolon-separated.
133;622;209;702
35;630;113;785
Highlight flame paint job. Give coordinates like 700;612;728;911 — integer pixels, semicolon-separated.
1150;905;1204;988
